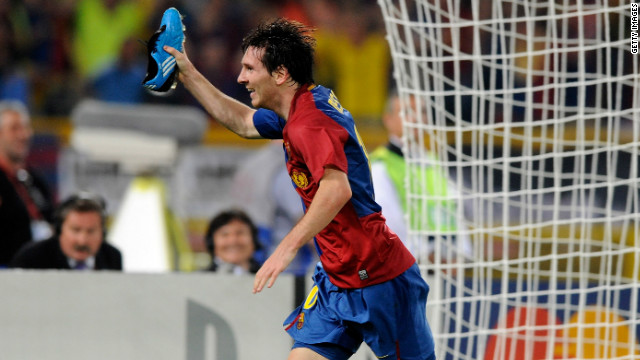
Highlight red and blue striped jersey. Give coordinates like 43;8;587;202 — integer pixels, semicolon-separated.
253;84;415;289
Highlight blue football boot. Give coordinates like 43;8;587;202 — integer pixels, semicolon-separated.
142;7;185;94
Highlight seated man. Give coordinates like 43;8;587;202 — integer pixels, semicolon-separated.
9;192;122;270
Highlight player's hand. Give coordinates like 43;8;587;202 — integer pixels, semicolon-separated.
163;45;192;82
253;243;297;294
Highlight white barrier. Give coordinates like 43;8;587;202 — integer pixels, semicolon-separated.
0;271;378;360
0;271;294;360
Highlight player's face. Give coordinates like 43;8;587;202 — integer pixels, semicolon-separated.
237;46;278;109
59;210;103;262
212;219;255;267
0;110;32;164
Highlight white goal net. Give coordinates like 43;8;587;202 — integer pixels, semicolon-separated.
377;1;640;359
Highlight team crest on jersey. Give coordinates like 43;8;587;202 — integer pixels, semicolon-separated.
296;313;305;330
291;170;309;189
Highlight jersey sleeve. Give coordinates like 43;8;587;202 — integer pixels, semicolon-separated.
290;120;349;182
253;108;286;139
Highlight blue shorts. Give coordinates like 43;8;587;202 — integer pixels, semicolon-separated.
283;262;436;360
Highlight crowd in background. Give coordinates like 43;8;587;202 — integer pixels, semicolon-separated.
0;0;395;273
0;0;392;125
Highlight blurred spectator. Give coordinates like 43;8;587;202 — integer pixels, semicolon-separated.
370;93;409;242
370;93;470;263
17;0;69;72
195;36;250;106
0;101;54;267
87;37;147;103
0;16;30;105
191;0;238;42
270;0;310;25
9;192;122;270
0;0;399;115
308;0;343;90
0;0;633;119
203;209;263;274
72;0;152;79
189;0;254;106
31;0;78;115
312;1;391;125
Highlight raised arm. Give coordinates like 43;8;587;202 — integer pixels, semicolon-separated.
252;167;352;293
164;46;262;139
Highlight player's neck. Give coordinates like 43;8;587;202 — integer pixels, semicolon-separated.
277;82;302;121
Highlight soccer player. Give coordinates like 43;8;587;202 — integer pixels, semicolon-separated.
165;18;435;360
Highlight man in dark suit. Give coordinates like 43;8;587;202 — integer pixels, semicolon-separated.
9;192;122;270
0;101;55;267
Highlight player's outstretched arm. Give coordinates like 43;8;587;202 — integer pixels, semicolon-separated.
164;45;261;139
252;167;352;294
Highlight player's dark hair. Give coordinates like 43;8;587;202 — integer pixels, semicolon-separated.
241;18;316;85
204;209;262;256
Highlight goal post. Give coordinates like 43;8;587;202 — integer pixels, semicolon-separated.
377;1;640;359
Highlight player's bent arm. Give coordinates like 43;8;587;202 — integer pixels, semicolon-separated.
286;167;352;251
164;45;261;139
253;167;351;293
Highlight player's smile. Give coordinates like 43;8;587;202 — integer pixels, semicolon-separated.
238;46;276;109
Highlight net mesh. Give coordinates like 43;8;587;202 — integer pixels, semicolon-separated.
377;1;640;359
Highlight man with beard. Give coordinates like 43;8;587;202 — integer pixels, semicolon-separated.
9;192;122;271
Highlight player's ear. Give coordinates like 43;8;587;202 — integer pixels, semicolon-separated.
272;65;290;85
